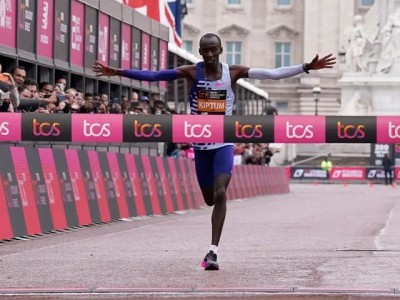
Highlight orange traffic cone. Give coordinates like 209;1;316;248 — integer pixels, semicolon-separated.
344;181;348;187
313;180;318;186
369;180;374;188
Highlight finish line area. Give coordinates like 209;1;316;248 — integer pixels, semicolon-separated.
1;184;400;299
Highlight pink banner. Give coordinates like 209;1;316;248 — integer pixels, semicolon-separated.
121;23;131;69
36;0;54;58
0;113;21;141
70;0;84;67
38;148;67;230
97;12;109;64
107;152;129;218
71;114;123;143
377;116;400;143
87;151;111;222
159;40;168;88
275;116;326;143
0;0;16;48
141;32;150;87
64;149;91;225
172;115;224;143
10;147;42;235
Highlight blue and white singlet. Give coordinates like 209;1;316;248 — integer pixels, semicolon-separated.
189;62;235;151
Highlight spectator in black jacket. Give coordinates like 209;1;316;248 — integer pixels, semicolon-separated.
382;154;394;185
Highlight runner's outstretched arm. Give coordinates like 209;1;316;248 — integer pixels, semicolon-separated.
92;61;191;81
231;53;336;82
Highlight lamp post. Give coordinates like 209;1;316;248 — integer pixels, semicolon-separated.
313;86;321;116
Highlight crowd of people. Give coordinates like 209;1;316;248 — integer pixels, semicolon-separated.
0;64;173;115
234;143;276;166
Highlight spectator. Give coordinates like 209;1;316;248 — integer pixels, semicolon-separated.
0;80;13;112
97;103;108;114
17;84;31;98
100;93;109;106
0;71;19;110
152;98;169;115
382;153;394;186
321;155;333;180
55;76;67;92
11;66;26;85
39;81;53;98
24;78;39;98
263;144;274;166
109;103;122;114
129;102;145;115
139;95;150;114
131;91;139;101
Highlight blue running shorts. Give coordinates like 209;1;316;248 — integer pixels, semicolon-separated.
194;145;234;188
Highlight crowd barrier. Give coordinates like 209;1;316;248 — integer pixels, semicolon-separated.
288;166;400;181
0;145;289;240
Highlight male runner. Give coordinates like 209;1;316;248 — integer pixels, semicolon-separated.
92;33;336;270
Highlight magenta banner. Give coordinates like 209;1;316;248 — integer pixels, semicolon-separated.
121;23;131;69
274;115;326;143
141;32;150;88
1;113;398;144
71;114;123;143
0;113;21;141
377;116;400;143
36;0;54;58
0;0;16;48
329;167;365;181
172;115;224;143
70;0;84;67
97;12;109;65
159;40;168;88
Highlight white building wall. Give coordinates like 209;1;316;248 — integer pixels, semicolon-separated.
183;0;374;116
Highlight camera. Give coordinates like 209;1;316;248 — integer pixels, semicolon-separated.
57;94;66;102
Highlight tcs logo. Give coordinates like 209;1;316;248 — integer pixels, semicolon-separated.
184;121;211;138
234;121;262;138
337;122;365;139
388;122;400;138
0;122;10;135
134;120;161;138
83;120;110;137
33;119;61;136
285;121;313;139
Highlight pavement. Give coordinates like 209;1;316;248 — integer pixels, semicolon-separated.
1;183;400;299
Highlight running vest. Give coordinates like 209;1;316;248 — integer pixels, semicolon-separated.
189;62;234;150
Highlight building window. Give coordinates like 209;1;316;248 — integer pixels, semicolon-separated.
360;0;374;6
226;42;241;65
277;0;291;6
276;101;289;112
275;42;291;68
183;40;193;53
228;0;241;4
186;0;193;3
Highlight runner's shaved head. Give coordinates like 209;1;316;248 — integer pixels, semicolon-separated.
199;33;221;47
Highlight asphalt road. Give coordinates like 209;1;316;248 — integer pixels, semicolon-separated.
1;183;400;299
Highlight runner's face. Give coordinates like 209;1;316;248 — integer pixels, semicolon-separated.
199;37;222;67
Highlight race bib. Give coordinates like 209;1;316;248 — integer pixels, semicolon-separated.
197;90;226;115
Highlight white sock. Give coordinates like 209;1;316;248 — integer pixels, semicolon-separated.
209;245;218;254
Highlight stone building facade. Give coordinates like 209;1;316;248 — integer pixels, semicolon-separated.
182;0;376;115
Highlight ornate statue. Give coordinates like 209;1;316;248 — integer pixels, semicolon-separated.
343;15;371;73
341;89;371;115
376;7;400;74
